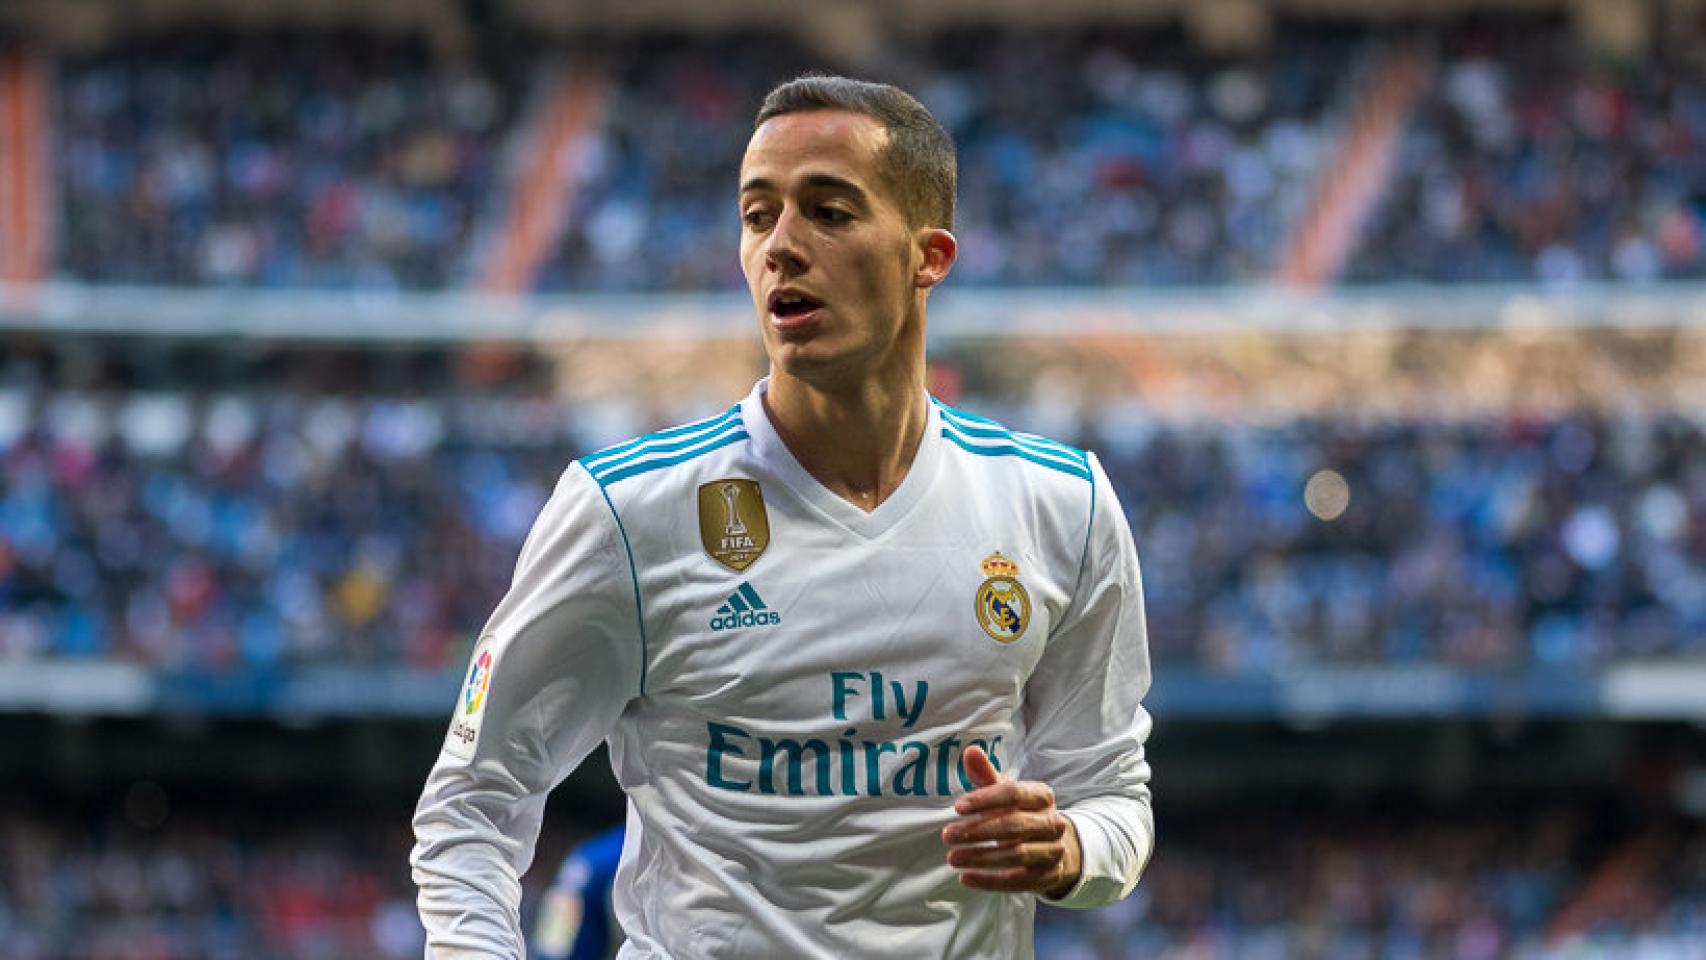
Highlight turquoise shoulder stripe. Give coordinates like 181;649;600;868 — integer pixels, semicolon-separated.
585;417;745;479
580;463;648;697
591;429;751;487
940;418;1088;470
580;405;741;468
934;401;1088;463
940;426;1092;481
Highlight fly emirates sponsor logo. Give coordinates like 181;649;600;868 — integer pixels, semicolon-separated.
702;671;1004;799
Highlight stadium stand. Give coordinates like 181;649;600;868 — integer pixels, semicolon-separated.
1348;16;1706;284
3;796;1700;958
1034;798;1706;958
43;16;1706;290
55;30;520;289
0;804;422;959
3;387;1704;671
4;327;1702;673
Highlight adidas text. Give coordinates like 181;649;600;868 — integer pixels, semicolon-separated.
711;610;781;631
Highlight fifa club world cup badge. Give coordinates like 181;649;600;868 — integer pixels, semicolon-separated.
975;551;1031;643
698;479;771;571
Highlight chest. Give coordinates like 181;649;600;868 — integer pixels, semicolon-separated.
628;478;1078;733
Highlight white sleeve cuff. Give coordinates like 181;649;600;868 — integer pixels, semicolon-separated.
1043;800;1152;909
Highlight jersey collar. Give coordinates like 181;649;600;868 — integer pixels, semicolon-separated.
741;377;944;541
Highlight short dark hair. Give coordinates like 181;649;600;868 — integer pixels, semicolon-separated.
755;74;956;231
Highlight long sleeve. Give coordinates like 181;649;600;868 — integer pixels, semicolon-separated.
1020;452;1155;909
410;464;644;957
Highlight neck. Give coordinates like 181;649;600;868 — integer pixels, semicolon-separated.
763;363;929;513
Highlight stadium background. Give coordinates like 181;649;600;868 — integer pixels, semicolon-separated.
1;0;1704;956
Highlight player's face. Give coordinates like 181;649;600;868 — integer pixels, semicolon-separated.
738;110;931;386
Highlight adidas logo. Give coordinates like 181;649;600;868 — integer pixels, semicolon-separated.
710;582;782;631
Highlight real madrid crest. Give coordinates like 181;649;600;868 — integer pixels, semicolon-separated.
698;479;771;571
975;551;1031;643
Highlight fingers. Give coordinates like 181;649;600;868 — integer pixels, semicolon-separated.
953;778;1055;817
957;863;1063;893
942;810;1067;846
961;744;1002;789
945;839;1065;872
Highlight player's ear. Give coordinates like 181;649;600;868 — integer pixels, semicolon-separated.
914;228;957;289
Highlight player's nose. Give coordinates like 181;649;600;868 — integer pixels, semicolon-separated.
763;206;810;276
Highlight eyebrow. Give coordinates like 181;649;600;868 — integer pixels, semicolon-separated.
739;173;870;202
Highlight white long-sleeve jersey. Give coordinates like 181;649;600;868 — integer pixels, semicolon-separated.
411;379;1155;959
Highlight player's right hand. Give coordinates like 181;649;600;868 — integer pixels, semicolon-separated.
941;745;1082;898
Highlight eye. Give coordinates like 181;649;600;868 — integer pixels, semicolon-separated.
816;205;852;224
742;208;774;230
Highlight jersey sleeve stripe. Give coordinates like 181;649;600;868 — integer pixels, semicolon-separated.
1012;429;1088;462
579;406;741;468
933;401;1088;464
940;418;1089;469
940;425;1093;481
589;429;751;487
583;417;745;478
941;419;1090;474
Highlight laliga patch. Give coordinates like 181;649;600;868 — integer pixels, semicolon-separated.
698;479;770;571
974;551;1031;643
445;635;497;760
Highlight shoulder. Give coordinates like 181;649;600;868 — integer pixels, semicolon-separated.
933;398;1094;487
575;403;750;492
933;399;1107;584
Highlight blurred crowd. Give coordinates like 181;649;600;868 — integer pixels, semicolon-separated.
1035;802;1706;959
57;31;516;289
2;373;1700;673
540;28;1347;290
46;16;1706;290
1349;20;1706;284
535;35;817;292
1111;413;1706;670
889;28;1343;288
2;800;1698;959
0;807;421;959
0;384;566;670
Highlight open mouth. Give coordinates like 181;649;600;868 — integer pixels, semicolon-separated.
768;290;824;320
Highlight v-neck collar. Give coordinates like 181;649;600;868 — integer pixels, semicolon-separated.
741;377;944;541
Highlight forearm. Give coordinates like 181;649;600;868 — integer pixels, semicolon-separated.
411;764;541;956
